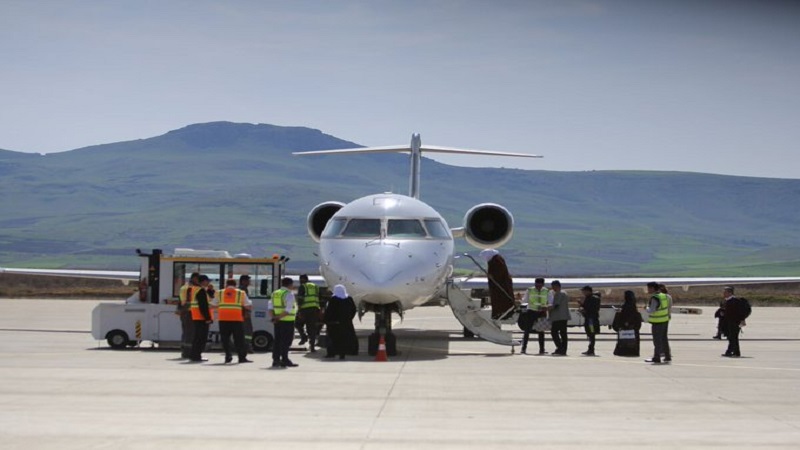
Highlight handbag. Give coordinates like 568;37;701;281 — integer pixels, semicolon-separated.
532;316;551;332
618;329;636;340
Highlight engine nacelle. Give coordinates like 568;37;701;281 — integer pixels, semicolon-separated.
462;203;514;249
307;201;345;243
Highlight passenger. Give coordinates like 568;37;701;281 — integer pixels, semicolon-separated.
295;274;321;352
178;272;200;359
548;280;571;356
722;286;744;357
644;281;671;364
188;275;214;363
521;277;550;355
238;275;254;353
578;285;600;356
612;291;643;357
713;300;726;340
324;284;358;360
479;249;515;320
269;277;298;368
215;279;252;364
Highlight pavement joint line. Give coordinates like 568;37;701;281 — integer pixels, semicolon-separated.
362;335;414;448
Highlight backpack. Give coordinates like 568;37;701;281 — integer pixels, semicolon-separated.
738;297;752;319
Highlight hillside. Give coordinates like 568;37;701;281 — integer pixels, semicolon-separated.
1;121;799;276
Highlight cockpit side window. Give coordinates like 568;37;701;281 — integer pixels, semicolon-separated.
341;218;381;238
387;219;427;238
322;218;347;238
424;219;450;239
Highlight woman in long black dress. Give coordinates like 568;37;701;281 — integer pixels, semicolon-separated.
612;290;643;357
324;285;358;359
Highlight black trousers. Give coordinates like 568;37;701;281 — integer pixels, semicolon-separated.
219;321;247;361
190;320;209;361
272;321;295;364
651;321;671;360
725;322;741;356
295;307;320;347
550;320;568;354
180;309;194;357
521;311;546;353
584;318;598;352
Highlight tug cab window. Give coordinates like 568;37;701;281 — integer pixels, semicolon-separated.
342;218;381;238
322;218;347;238
387;219;427;238
424;219;450;239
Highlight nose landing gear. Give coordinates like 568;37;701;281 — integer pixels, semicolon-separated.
364;302;401;356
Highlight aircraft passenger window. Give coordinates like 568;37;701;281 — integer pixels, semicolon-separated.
322;218;347;238
342;219;381;238
387;219;427;238
424;219;450;238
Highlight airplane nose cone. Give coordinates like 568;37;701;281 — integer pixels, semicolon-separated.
359;265;401;285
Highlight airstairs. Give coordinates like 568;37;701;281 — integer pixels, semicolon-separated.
445;280;521;347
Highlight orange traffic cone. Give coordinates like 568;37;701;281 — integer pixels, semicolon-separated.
375;336;388;362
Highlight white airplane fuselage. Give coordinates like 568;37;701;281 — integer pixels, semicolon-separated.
317;193;454;310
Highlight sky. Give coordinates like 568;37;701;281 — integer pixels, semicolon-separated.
1;0;799;178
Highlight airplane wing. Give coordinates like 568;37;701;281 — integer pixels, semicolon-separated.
456;276;800;291
0;267;140;283
0;267;328;287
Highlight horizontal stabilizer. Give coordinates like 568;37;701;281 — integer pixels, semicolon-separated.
294;145;540;158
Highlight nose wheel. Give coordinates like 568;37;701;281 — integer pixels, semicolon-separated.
367;304;398;356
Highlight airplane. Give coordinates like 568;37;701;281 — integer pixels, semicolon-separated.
294;134;540;355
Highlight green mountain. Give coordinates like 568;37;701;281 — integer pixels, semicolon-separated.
2;121;799;276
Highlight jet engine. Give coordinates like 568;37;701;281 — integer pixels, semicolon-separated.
462;203;514;249
307;201;345;242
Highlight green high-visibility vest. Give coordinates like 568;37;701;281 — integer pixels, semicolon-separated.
527;287;549;310
648;293;670;324
272;288;296;322
301;282;320;309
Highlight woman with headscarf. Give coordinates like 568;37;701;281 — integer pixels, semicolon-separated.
479;249;515;320
612;290;643;357
324;285;358;359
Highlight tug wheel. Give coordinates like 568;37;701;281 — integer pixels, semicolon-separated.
106;330;129;349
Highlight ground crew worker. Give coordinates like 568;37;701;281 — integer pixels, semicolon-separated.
295;274;321;352
522;277;550;355
645;281;671;364
189;275;214;362
270;277;298;368
215;279;252;364
178;272;200;359
238;275;254;353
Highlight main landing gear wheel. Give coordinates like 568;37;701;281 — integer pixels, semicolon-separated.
106;330;129;349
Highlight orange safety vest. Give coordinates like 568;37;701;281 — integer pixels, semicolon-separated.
217;287;245;322
190;288;210;321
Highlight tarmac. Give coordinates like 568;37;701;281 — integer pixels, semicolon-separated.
0;298;798;449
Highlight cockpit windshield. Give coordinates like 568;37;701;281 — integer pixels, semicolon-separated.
424;219;450;239
341;218;381;238
387;219;426;238
322;218;347;238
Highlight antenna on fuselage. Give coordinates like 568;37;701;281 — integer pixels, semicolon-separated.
293;135;542;199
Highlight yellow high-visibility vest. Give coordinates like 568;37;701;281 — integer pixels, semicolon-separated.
527;287;549;310
272;288;296;322
648;293;670;324
301;283;320;309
